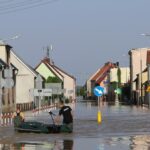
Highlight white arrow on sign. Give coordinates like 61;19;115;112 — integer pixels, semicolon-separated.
95;88;103;95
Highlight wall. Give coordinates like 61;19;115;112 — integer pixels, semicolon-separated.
10;51;35;103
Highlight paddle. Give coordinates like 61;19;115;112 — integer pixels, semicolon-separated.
49;111;56;125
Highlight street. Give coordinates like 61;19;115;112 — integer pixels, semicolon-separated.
0;99;150;149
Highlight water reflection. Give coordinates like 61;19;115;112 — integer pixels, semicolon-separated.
0;140;73;150
1;135;150;150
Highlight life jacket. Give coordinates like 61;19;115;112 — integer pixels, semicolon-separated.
14;112;23;127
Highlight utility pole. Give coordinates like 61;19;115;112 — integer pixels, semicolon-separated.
147;50;150;108
140;50;143;105
148;64;150;108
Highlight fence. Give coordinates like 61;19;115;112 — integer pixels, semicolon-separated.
0;104;57;127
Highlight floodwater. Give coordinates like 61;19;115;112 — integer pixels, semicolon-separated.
1;99;150;149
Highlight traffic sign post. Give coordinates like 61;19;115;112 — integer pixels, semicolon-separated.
93;86;104;124
35;74;43;112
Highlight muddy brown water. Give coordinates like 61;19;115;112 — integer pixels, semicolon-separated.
1;101;150;149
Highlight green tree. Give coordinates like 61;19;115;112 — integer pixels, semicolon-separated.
117;68;121;87
46;76;62;83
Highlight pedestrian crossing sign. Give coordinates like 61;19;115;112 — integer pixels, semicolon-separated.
146;86;150;92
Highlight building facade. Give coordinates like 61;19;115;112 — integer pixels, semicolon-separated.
129;48;149;104
35;58;76;101
0;43;37;112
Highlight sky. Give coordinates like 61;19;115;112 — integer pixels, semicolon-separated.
1;0;150;85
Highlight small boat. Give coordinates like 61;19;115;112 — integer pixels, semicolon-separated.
14;120;61;133
14;111;72;133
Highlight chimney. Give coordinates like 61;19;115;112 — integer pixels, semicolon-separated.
147;50;150;65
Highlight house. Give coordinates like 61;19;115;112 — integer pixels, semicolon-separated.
128;48;149;104
86;62;117;99
86;68;101;99
35;57;76;101
0;42;37;112
109;67;130;84
131;50;150;105
108;67;130;101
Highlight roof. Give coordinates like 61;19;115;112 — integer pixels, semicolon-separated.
0;42;12;49
10;63;18;71
0;59;8;68
35;58;64;81
10;49;38;77
53;64;76;80
91;62;116;84
35;57;76;81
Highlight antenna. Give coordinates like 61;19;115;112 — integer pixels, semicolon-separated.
46;46;50;59
46;44;53;58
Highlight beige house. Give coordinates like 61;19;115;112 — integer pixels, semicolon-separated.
10;50;37;109
129;47;149;103
0;43;37;111
35;58;76;101
110;67;130;83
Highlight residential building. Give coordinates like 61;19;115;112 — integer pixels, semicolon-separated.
108;67;130;101
110;67;130;83
86;62;117;99
86;68;101;98
35;57;76;101
129;48;149;104
0;43;37;112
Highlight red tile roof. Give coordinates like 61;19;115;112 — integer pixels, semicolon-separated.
91;62;116;84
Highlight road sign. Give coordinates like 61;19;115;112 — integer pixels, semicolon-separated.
45;83;62;89
45;83;65;94
94;86;104;97
42;89;52;96
30;89;52;96
146;86;150;92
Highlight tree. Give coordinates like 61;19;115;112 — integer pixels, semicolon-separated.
46;76;62;83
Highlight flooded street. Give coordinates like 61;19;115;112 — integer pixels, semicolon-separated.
1;100;150;149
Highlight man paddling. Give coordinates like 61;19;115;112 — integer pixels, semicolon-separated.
55;100;73;133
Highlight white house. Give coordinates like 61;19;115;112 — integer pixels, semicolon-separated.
0;42;37;111
35;57;76;101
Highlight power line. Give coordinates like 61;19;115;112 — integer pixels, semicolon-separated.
0;0;16;4
0;0;41;10
0;0;60;15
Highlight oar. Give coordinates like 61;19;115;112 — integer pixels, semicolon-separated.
49;111;56;125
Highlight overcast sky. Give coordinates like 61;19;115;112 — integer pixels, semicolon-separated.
1;0;150;85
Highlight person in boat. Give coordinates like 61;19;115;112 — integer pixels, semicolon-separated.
13;107;25;127
55;100;73;133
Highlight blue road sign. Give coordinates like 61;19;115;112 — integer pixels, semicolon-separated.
94;86;104;97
